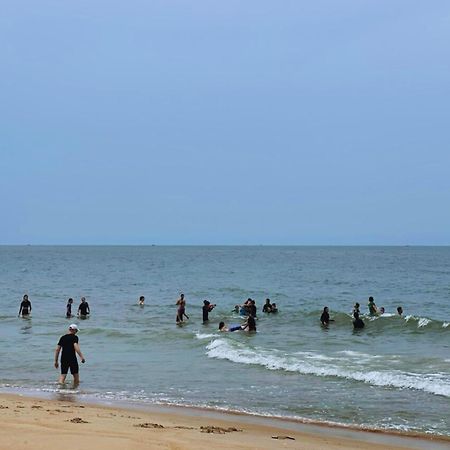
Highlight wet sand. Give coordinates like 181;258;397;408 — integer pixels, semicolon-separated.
0;393;448;450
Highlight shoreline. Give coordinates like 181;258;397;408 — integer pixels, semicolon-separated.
1;391;449;449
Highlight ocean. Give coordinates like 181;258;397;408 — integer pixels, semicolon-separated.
0;246;449;436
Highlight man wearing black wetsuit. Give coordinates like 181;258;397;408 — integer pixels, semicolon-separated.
18;294;32;317
78;297;90;317
54;324;85;384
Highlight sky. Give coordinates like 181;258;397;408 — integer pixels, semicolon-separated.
1;0;450;245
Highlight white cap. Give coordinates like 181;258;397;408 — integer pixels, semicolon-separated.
69;324;79;331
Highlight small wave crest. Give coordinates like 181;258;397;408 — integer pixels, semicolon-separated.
194;332;218;340
206;339;450;397
305;310;449;331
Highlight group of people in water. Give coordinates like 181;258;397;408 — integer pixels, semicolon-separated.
16;292;404;386
18;294;91;319
320;296;405;329
172;294;264;332
19;293;403;332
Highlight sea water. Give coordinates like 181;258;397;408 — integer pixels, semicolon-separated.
0;246;449;436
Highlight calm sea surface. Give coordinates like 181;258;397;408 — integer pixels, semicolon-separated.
0;246;449;436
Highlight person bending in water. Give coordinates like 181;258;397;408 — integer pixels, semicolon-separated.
139;296;145;306
368;296;378;315
353;311;365;329
18;294;32;317
66;298;73;318
320;306;334;326
176;293;189;323
54;324;85;385
77;297;90;318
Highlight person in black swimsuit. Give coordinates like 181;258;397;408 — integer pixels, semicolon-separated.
202;300;216;323
78;297;90;317
18;294;32;317
54;324;86;384
242;315;257;332
248;299;257;318
353;311;365;329
66;298;74;318
320;306;331;326
262;298;272;313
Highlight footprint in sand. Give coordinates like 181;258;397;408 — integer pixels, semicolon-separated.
199;426;242;434
68;417;89;423
134;423;164;429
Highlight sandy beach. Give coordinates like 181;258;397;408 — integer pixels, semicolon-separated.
0;393;448;450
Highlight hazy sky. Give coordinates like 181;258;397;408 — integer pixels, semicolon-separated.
1;1;449;244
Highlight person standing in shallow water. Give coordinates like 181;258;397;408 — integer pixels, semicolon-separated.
202;300;216;323
78;297;90;318
262;298;272;313
66;298;73;318
353;311;365;329
320;306;332;326
18;294;32;317
54;324;85;385
176;293;189;323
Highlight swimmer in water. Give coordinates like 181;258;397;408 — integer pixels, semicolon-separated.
320;306;333;326
218;321;242;332
397;306;403;316
270;303;278;313
353;302;360;315
138;296;145;306
262;298;272;313
353;311;365;329
379;307;385;315
18;294;32;317
66;298;74;318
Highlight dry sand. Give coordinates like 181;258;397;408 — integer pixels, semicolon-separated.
0;393;448;450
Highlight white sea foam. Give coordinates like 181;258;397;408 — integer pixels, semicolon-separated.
195;332;218;340
417;318;431;327
405;315;433;328
443;322;449;328
206;339;450;398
